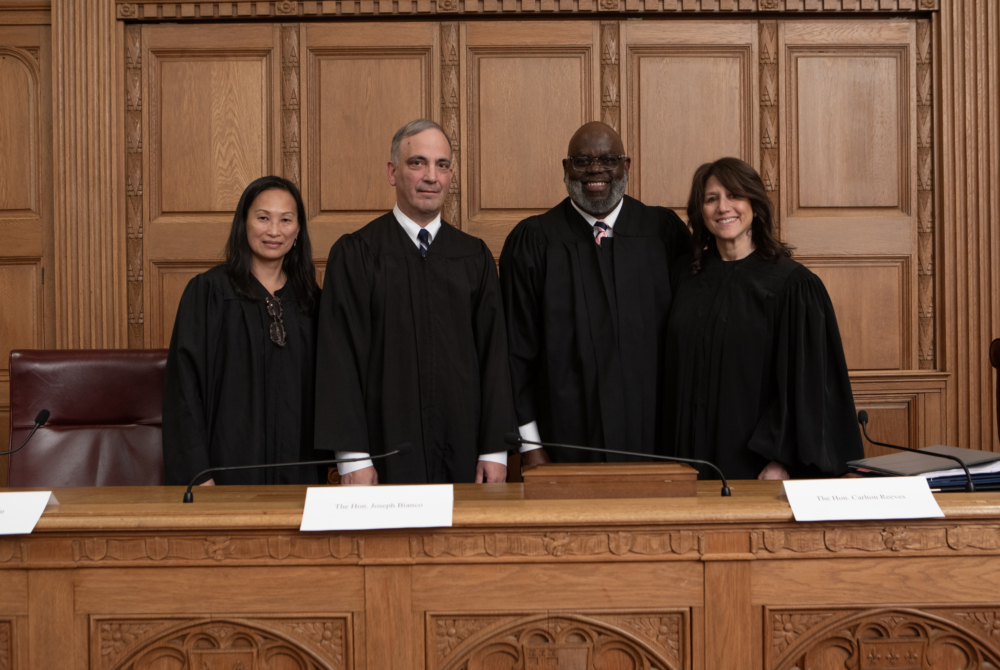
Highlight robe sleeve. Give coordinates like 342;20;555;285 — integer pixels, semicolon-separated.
498;221;545;426
472;240;517;455
161;274;217;485
746;268;864;476
660;208;693;266
314;234;373;454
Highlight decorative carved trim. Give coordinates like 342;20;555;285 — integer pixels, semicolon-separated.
112;0;938;18
915;18;934;369
600;22;619;133
410;531;703;560
441;23;460;227
69;534;363;564
281;25;301;189
0;539;29;564
125;24;144;348
767;607;1000;670
428;611;686;670
759;21;779;233
91;616;350;670
0;620;11;670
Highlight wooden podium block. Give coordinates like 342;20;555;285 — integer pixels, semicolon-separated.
521;462;698;499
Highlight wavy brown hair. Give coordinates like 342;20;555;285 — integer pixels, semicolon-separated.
686;157;792;273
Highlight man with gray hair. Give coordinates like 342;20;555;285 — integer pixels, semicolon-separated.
315;118;515;484
499;121;691;467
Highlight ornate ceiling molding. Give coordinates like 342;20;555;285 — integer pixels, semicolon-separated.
115;0;938;21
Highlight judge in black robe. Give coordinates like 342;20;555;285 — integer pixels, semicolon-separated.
499;122;691;463
664;158;863;480
162;176;321;486
314;120;516;484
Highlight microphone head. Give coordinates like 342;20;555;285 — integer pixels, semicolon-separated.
857;410;868;426
395;442;414;457
504;432;521;446
34;409;50;426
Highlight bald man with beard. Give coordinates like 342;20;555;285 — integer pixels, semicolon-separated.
499;122;692;467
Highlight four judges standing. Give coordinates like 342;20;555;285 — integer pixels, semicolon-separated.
314;119;516;485
499;122;691;466
162;123;864;487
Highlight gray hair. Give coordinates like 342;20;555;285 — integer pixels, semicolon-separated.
390;119;453;165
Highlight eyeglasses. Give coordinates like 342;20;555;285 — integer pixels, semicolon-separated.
567;155;628;171
265;296;286;347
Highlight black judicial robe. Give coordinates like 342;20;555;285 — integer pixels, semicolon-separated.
499;196;692;461
663;252;864;480
162;265;320;486
314;213;516;484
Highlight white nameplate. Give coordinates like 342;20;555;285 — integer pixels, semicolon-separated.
782;477;944;522
300;485;453;531
0;492;59;535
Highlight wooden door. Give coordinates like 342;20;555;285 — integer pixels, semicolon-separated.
137;23;282;349
0;23;52;483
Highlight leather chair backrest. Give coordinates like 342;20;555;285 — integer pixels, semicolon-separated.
7;349;168;487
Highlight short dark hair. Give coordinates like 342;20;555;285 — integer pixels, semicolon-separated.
686;157;792;273
224;175;318;312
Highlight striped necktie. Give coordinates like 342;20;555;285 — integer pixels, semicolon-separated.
418;228;431;256
594;221;609;246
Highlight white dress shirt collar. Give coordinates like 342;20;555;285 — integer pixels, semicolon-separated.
393;204;442;250
570;198;624;237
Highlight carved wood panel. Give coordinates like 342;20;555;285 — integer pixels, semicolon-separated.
781;20;919;373
766;607;1000;670
463;21;597;254
146;261;217;349
624;21;756;213
90;616;351;670
303;22;436;254
427;611;689;670
802;256;910;370
0;619;11;670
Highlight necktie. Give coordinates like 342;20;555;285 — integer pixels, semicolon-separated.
418;228;431;256
594;221;609;246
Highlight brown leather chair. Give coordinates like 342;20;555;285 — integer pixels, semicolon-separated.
6;349;168;487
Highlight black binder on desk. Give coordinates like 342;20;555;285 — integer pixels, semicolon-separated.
849;445;1000;476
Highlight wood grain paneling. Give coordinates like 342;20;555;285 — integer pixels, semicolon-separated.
794;55;902;210
624;21;756;213
0;49;37;216
850;370;947;451
0;262;41;368
939;0;1000;451
463;21;596;253
803;257;908;371
147;261;216;349
157;59;267;214
53;0;123;348
304;22;436;250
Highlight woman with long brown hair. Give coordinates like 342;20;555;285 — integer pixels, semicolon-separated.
663;157;862;481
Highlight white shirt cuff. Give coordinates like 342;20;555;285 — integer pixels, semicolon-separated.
518;422;543;452
478;451;507;466
336;451;375;476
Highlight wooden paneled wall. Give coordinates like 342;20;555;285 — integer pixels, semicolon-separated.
1;0;999;463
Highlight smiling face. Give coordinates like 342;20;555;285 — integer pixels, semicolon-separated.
245;188;300;268
386;128;453;225
702;174;754;258
562;122;630;218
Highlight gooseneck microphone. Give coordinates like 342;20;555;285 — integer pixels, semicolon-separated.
858;410;974;492
505;433;732;497
0;409;50;456
182;443;414;503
